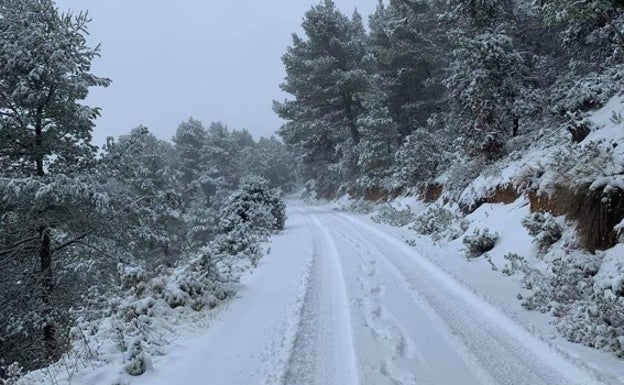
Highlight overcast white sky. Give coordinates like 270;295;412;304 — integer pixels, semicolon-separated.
53;1;379;145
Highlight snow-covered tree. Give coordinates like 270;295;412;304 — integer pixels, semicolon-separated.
172;118;207;188
0;0;110;176
356;93;400;190
0;175;111;367
394;126;445;187
0;0;109;364
243;136;297;191
542;0;624;54
274;0;371;196
100;127;185;264
443;0;527;159
214;176;286;261
367;0;447;139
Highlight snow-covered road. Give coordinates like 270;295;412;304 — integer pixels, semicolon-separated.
135;204;613;385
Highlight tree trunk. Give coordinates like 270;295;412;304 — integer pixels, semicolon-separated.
39;224;57;361
343;95;360;145
35;109;45;177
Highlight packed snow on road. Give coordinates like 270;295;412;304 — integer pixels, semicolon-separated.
121;202;624;385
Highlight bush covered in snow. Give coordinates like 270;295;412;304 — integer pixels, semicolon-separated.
516;225;624;356
371;204;415;227
462;228;499;258
412;204;468;241
218;176;286;236
124;338;152;376
0;363;22;385
501;253;529;276
552;69;622;116
521;212;562;254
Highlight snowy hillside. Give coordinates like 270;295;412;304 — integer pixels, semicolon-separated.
340;95;624;380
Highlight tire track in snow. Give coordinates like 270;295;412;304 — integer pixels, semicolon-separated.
282;213;359;385
326;220;488;385
331;212;608;385
334;227;421;385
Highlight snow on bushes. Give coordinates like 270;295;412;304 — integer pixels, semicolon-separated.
12;176;288;384
214;176;286;265
412;204;468;241
371;204;415;227
501;253;529;276
0;363;22;385
219;175;286;235
462;228;499;258
513;223;624;356
124;338;152;376
521;212;562;254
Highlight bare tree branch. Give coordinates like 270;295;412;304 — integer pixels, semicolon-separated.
0;236;39;257
54;237;120;262
52;232;91;254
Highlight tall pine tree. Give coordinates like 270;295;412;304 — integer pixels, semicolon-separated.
274;0;370;196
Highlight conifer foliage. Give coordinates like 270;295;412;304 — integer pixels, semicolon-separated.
276;0;624;196
0;1;293;375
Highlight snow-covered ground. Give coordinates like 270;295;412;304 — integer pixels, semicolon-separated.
98;202;624;385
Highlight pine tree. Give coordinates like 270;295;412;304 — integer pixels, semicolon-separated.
172;118;207;188
0;0;111;176
274;0;370;196
0;0;109;363
542;0;624;54
356;92;400;190
443;0;526;159
100;127;185;264
368;0;447;139
243;136;297;191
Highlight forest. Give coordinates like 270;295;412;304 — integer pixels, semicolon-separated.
276;0;623;200
3;0;624;383
0;0;294;377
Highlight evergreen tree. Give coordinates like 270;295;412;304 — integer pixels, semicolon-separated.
172;118;207;188
542;0;624;56
356;92;400;190
0;0;109;363
443;0;527;159
274;0;370;196
368;0;447;139
243;136;297;191
0;0;110;176
101;127;185;264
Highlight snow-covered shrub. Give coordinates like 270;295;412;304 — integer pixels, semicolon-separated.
552;70;619;115
0;363;22;385
462;228;499;258
219;176;286;236
521;212;562;254
551;248;624;356
412;204;468;241
372;204;415;227
124;338;152;376
214;176;286;265
119;264;147;291
501;253;529;276
164;255;228;311
393;128;445;187
522;248;600;313
557;294;624;357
